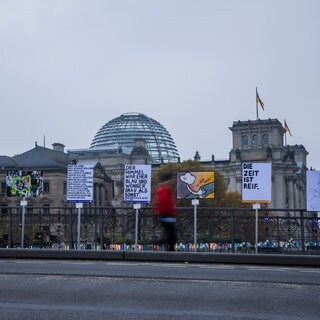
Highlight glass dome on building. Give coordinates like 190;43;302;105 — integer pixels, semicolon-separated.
90;112;180;163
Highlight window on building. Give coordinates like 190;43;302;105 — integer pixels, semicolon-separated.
241;135;248;146
1;183;6;195
63;182;67;195
43;182;50;193
262;134;269;145
252;135;258;145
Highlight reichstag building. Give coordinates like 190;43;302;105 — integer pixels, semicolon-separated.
69;113;307;209
0;112;308;210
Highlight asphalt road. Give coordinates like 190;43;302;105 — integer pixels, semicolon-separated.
0;259;319;320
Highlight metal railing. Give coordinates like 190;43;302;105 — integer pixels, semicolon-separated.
0;205;319;254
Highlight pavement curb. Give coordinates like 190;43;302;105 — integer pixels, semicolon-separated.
0;249;319;266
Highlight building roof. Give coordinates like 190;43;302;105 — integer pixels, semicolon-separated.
230;118;285;130
2;145;71;170
0;156;18;168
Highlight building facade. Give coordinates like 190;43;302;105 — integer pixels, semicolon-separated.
0;117;309;210
69;112;180;205
0;143;113;207
201;119;308;209
70;116;308;210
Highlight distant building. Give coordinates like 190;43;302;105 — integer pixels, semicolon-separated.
200;118;308;209
70;115;308;210
0;116;309;210
0;143;113;207
69;113;180;205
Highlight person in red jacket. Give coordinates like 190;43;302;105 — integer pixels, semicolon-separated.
154;172;177;251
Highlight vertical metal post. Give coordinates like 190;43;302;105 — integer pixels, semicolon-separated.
100;208;104;250
300;210;305;254
276;215;280;251
253;203;260;254
192;199;199;252
256;87;259;120
20;198;27;248
134;203;141;251
76;203;83;250
58;209;61;247
68;207;74;249
230;210;235;253
8;207;12;248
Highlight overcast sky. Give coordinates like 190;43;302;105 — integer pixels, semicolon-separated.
1;1;319;169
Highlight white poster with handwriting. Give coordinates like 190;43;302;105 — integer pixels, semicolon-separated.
67;163;94;202
306;170;320;211
242;162;272;202
124;164;151;203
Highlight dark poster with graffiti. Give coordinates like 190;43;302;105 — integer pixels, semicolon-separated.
6;171;43;197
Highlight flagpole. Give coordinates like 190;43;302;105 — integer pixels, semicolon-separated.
284;119;287;146
256;87;259;120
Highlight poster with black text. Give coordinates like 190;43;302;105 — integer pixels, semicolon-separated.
124;164;151;203
242;162;272;203
67;163;94;203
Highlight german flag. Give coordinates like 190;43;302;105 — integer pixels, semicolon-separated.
284;120;292;136
256;90;265;110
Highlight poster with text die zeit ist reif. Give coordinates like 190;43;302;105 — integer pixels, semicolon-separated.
242;162;272;203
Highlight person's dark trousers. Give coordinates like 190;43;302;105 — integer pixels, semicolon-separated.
161;221;177;251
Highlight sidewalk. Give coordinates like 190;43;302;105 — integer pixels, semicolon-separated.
0;249;319;267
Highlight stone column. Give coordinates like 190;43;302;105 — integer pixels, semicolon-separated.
236;176;242;194
95;183;99;206
273;173;285;209
100;184;106;206
293;180;300;210
286;178;294;210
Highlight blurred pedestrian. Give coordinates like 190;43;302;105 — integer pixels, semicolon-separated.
154;172;177;251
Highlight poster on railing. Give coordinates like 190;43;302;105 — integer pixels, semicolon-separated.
67;162;94;202
306;170;320;211
242;162;271;203
177;171;215;199
124;164;151;203
6;170;43;197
